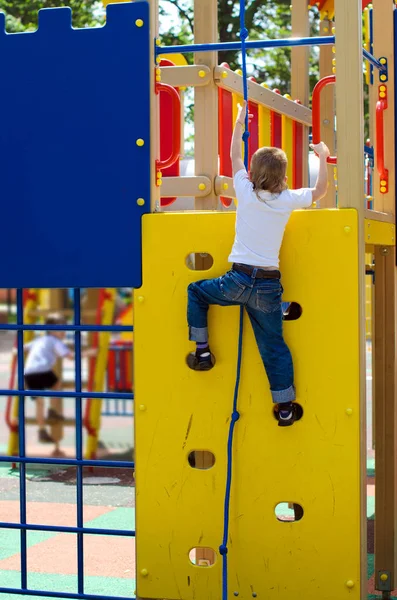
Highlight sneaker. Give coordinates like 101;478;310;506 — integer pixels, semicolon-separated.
47;409;65;424
38;429;55;444
277;402;300;427
186;348;216;371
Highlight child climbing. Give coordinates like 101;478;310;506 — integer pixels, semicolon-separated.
187;100;330;426
23;314;95;444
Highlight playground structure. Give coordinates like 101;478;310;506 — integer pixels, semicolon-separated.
5;288;134;458
0;1;395;600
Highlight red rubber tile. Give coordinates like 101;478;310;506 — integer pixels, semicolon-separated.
0;501;113;526
0;533;135;578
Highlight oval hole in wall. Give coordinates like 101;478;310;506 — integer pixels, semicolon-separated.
188;450;216;469
275;502;304;522
186;253;214;271
189;547;217;566
282;301;302;321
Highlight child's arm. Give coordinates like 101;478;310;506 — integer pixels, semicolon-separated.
231;101;248;175
310;142;330;202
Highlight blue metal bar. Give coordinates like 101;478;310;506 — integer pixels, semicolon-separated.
74;289;84;596
0;587;135;600
0;389;134;399
16;288;27;590
0;324;132;332
363;48;385;72
157;35;335;55
0;456;134;468
0;522;135;537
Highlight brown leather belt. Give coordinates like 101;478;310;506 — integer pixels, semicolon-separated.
232;263;281;279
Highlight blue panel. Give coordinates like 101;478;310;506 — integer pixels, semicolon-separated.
0;2;150;288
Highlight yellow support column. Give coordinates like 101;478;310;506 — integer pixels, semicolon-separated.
335;1;367;597
85;288;116;459
282;95;294;184
7;290;38;456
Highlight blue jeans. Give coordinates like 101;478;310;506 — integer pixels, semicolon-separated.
187;269;295;404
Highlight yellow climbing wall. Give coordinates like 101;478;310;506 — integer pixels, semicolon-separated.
134;210;362;600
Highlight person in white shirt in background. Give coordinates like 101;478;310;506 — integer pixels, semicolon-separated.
23;315;94;445
187;100;330;427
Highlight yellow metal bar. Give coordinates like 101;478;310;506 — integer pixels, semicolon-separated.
282;94;294;184
258;83;271;147
7;290;38;456
84;288;116;459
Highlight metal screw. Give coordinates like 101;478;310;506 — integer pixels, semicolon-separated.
381;247;389;256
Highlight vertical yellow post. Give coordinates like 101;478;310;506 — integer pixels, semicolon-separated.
7;290;37;456
291;0;309;187
194;0;218;209
334;1;367;597
85;288;116;459
258;84;271;147
282;95;294;184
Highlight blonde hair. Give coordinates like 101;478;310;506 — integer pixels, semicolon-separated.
250;147;288;194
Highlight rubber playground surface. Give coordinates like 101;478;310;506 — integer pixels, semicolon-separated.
0;333;392;599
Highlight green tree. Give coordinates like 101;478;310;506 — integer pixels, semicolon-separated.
0;0;102;32
159;0;320;95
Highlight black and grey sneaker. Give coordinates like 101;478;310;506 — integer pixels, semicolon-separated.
277;402;301;427
186;347;216;371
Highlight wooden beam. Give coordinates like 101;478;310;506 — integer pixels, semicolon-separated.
319;18;336;208
150;0;160;212
215;67;312;126
194;0;218;210
160;65;211;88
291;0;310;186
374;245;397;592
334;1;367;597
160;176;211;198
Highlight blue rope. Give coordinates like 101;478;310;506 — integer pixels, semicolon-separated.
219;3;249;599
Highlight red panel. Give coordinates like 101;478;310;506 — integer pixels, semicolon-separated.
159;59;180;207
218;62;233;207
248;77;259;166
271;89;282;148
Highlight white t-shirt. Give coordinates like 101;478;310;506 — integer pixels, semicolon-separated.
24;335;70;375
228;170;313;268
